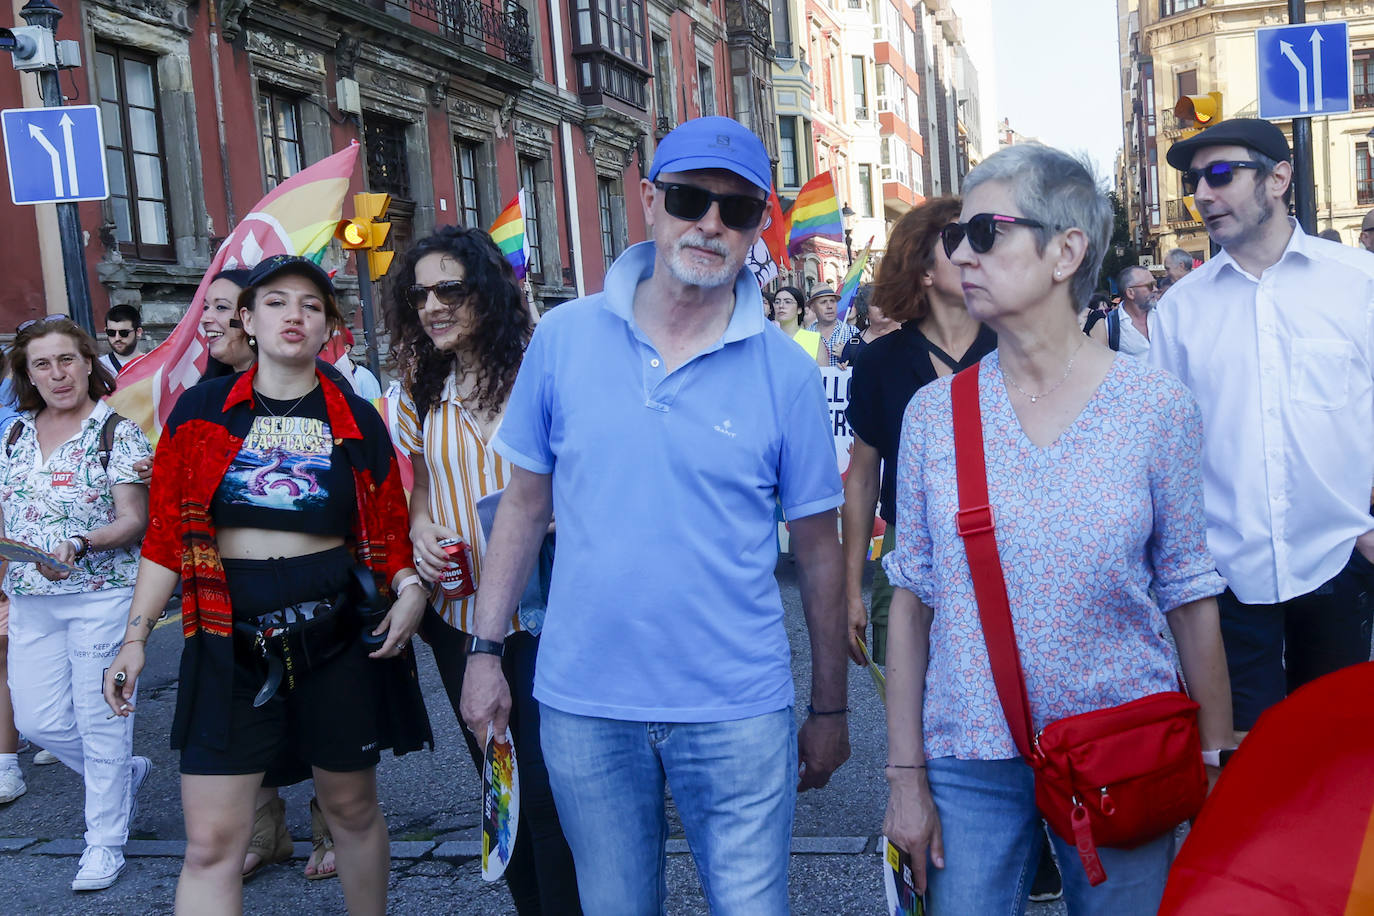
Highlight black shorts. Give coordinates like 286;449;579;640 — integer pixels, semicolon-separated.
179;636;383;776
180;547;381;776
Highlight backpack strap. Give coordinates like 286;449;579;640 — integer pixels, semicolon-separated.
98;412;124;472
1107;310;1121;352
4;420;22;458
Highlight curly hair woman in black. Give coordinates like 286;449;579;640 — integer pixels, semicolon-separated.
385;225;580;915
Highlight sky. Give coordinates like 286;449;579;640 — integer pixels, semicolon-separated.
985;0;1125;184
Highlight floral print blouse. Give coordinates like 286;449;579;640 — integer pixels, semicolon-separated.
882;351;1225;760
0;401;151;596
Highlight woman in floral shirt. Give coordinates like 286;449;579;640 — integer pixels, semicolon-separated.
880;145;1234;913
0;316;151;893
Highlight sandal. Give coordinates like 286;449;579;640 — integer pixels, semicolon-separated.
305;796;338;881
242;796;292;882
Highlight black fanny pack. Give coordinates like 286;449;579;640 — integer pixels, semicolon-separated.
233;589;357;706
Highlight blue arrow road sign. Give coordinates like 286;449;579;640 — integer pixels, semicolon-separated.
1;105;109;206
1257;22;1351;120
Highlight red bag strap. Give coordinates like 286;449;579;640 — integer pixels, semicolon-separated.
950;363;1037;760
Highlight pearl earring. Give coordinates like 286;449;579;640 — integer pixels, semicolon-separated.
248;336;256;347
1055;270;1062;279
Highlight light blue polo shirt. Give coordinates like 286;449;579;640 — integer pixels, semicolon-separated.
494;242;843;722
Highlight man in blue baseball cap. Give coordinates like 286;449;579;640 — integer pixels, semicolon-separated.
461;116;851;912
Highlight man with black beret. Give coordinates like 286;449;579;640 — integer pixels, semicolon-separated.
1149;118;1374;736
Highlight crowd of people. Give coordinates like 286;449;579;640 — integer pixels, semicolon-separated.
0;110;1368;915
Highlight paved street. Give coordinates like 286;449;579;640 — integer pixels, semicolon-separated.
0;557;1064;915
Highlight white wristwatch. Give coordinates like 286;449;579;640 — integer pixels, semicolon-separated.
1202;748;1237;768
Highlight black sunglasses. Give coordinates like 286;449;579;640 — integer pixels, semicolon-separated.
407;279;471;310
105;328;134;338
1181;160;1261;195
652;181;768;231
941;213;1049;258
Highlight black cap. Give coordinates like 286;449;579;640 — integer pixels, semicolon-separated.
244;254;334;296
1166;118;1291;171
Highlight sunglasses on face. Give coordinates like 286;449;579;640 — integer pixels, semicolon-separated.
406;280;471;310
940;213;1049;258
105;328;134;338
652;181;768;231
1181;160;1261;195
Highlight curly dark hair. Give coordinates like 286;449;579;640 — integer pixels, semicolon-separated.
10;317;114;412
385;225;532;420
871;196;961;325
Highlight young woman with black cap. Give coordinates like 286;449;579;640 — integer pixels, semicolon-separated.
103;255;432;915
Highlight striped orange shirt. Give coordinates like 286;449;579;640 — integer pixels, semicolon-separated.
396;372;519;634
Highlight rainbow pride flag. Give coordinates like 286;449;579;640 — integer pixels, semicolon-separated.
787;171;843;256
107;143;360;442
489;191;530;281
837;238;873;316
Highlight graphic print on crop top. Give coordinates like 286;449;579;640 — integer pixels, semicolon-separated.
212;388;354;535
221;414;332;512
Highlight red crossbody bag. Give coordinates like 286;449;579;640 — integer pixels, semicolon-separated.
950;363;1207;887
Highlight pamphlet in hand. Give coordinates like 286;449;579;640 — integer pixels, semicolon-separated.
481;724;520;882
883;836;925;916
0;537;73;574
857;637;886;705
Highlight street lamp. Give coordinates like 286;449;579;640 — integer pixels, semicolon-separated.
841;205;855;265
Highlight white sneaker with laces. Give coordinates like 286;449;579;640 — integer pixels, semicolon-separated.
0;768;25;805
128;756;151;828
33;749;57;765
71;845;124;891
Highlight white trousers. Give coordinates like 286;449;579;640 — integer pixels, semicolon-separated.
6;587;137;848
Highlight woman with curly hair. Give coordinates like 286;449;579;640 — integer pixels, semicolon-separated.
386;225;581;915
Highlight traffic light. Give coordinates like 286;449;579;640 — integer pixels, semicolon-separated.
1175;92;1223;130
335;192;395;281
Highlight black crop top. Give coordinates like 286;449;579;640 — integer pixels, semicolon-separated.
211;385;356;536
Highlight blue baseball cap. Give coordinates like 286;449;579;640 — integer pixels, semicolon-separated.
648;117;772;195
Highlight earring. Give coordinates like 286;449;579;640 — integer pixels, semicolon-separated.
248;336;256;347
1055;270;1062;279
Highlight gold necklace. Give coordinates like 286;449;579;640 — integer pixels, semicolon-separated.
1002;336;1087;404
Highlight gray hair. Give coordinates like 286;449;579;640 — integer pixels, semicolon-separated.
1116;264;1150;294
961;143;1112;309
1164;248;1193;272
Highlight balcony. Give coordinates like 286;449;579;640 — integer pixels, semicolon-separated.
1166;198;1202;228
382;0;533;69
1357;92;1374;111
854;105;869;120
1359;181;1374;206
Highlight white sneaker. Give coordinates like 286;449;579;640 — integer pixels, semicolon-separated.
0;768;25;805
128;756;151;828
71;845;125;891
33;749;58;765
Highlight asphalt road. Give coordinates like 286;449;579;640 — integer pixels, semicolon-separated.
0;558;1066;915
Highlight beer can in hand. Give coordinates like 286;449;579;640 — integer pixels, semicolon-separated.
437;537;476;599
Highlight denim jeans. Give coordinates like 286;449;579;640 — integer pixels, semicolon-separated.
925;757;1173;916
422;610;581;915
540;705;797;916
1218;547;1374;730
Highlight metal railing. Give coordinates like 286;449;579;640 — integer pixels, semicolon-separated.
1165;198;1202;226
384;0;533;69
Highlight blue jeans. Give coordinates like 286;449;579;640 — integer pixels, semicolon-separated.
540;705;797;915
925;757;1173;916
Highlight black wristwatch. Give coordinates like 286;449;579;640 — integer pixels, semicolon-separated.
467;635;505;658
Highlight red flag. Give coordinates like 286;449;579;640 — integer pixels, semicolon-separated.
760;189;790;270
1159;662;1374;914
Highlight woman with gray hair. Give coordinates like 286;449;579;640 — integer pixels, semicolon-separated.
880;144;1234;911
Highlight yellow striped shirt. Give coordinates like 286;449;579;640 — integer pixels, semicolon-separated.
395;372;519;634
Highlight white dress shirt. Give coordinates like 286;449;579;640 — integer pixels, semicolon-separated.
1117;307;1151;359
1149;221;1374;604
